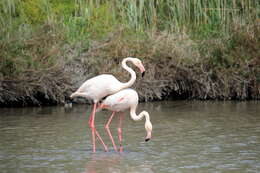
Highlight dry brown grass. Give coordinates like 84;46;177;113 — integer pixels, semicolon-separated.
0;24;259;107
0;24;73;106
82;26;259;101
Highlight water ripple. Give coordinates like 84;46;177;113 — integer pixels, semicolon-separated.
0;102;260;173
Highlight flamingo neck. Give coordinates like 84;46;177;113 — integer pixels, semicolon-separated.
121;58;136;89
130;104;152;140
130;104;150;123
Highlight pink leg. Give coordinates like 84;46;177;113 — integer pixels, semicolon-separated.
89;103;108;152
88;104;94;127
88;115;92;127
118;113;124;152
95;130;108;152
105;112;118;152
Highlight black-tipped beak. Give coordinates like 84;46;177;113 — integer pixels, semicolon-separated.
66;96;73;102
142;71;145;78
145;138;150;142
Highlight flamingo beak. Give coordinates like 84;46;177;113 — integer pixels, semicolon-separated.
145;131;152;142
138;63;145;78
142;71;145;78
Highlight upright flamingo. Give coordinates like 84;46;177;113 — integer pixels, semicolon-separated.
70;57;145;152
98;88;152;152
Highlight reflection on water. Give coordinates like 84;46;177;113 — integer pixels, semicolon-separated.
0;101;260;173
83;153;154;173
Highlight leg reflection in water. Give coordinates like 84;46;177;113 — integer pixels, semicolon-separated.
84;154;120;173
84;153;154;173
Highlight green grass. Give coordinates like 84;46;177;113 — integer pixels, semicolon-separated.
2;0;259;36
0;0;259;76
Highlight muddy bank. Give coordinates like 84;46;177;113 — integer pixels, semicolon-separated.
0;27;259;107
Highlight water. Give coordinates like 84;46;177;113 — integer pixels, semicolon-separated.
0;101;260;173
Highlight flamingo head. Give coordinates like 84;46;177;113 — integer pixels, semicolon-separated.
144;111;153;142
145;117;153;142
130;58;146;77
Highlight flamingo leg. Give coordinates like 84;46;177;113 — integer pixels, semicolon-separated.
88;113;92;127
95;130;108;152
89;103;108;152
118;112;124;152
105;112;118;152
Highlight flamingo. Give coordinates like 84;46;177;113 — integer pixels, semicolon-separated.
98;88;152;152
70;57;145;152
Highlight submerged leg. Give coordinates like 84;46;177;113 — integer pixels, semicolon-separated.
105;112;118;152
89;103;97;152
89;103;108;152
118;113;124;152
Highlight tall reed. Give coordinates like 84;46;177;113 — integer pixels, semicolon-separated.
83;0;259;33
1;0;259;37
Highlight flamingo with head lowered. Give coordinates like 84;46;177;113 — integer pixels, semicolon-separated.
98;88;152;152
70;57;145;152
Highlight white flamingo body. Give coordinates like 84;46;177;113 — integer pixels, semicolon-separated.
99;88;152;152
70;57;145;152
71;57;144;103
71;74;123;103
102;88;139;112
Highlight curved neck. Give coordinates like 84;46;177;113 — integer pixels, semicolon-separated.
121;58;136;89
130;103;152;140
130;104;150;122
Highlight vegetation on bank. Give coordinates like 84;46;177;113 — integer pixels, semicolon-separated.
0;0;259;106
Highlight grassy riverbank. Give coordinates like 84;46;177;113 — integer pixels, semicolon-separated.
0;0;259;106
